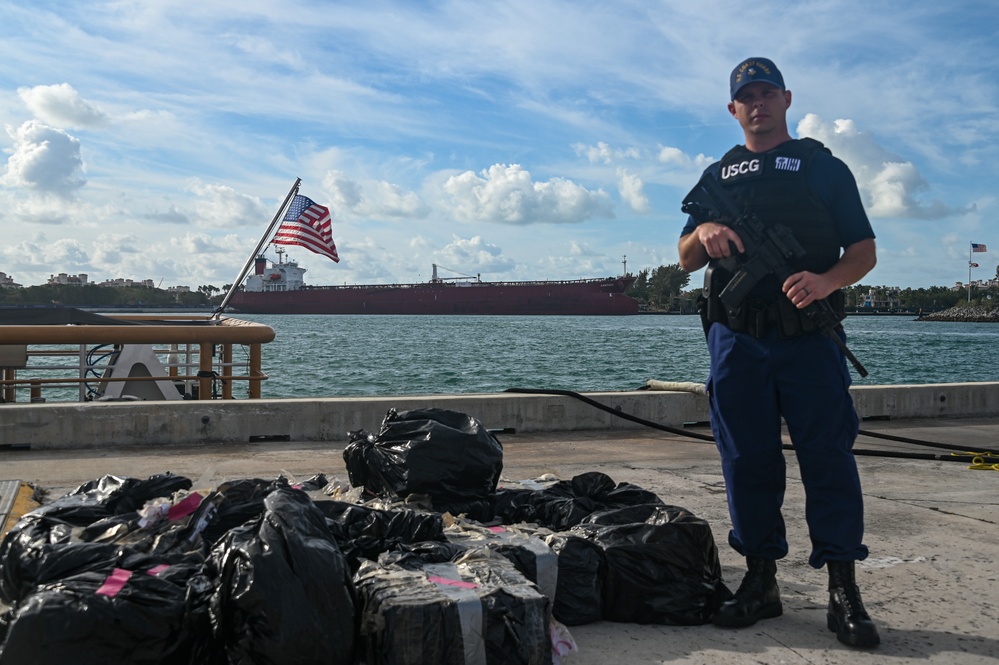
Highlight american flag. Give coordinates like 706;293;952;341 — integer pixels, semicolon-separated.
972;242;987;253
273;195;339;262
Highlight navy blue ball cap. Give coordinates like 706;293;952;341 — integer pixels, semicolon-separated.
730;57;785;100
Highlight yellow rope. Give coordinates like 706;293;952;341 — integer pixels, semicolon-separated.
953;452;999;471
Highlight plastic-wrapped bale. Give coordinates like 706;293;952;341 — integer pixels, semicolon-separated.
492;471;664;531
198;476;291;546
208;488;357;665
314;499;447;572
0;555;214;665
67;474;195;515
574;504;731;625
542;532;605;626
444;521;558;606
355;549;552;665
0;473;194;606
343;408;503;520
0;490;228;663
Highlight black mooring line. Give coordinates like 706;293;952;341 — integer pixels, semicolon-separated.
504;387;999;463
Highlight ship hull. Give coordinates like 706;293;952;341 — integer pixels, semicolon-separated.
230;277;640;315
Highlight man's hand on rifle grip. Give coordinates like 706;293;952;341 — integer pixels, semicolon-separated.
695;222;745;259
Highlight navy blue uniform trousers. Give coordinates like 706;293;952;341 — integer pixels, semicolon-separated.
706;322;868;569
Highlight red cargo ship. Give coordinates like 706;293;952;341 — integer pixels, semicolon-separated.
229;252;639;315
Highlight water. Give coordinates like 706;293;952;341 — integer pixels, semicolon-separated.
232;314;999;398
845;316;998;385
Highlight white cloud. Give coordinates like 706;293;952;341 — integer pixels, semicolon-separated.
323;169;429;218
866;162;952;219
224;33;306;71
441;164;612;225
657;146;714;171
45;238;91;268
2;121;87;198
17;83;108;129
797;114;963;220
91;233;142;267
145;206;192;225
537;253;610;279
436;235;515;275
168;233;225;255
188;182;270;229
365;180;429;217
120;109;176;124
324;170;363;210
574;141;641;165
0;196;74;226
616;168;649;213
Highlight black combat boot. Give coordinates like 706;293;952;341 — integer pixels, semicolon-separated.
712;556;782;627
827;560;880;648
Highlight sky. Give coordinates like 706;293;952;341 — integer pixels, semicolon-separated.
1;0;997;292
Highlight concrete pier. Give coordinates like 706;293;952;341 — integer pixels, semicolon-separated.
2;384;998;663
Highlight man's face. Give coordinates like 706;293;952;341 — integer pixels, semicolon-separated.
728;82;792;136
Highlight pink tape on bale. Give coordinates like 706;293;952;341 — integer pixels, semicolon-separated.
427;576;479;590
168;493;203;521
96;568;133;597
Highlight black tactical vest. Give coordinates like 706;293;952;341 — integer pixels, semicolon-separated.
717;138;841;281
696;138;847;336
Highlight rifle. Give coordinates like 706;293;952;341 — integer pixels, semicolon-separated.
681;172;869;377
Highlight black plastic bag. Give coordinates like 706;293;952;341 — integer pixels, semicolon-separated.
0;541;123;607
492;471;664;530
315;499;447;572
294;473;331;491
343;408;503;519
382;540;471;568
208;488;357;665
491;487;538;523
0;474;194;605
543;533;605;626
198;476;290;545
574;505;730;625
0;555;214;665
69;474;194;514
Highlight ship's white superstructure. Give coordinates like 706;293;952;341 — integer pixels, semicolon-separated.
243;248;307;293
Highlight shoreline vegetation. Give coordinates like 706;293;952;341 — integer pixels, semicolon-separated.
625;264;999;317
0;283;218;310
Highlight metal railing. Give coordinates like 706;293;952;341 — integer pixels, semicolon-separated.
0;314;274;403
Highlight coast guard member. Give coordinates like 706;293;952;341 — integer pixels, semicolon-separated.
677;57;880;648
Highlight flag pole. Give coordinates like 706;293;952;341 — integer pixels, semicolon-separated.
969;242;972;303
215;178;301;317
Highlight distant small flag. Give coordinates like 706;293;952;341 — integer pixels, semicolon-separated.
273;195;339;262
972;242;987;253
970;262;980;268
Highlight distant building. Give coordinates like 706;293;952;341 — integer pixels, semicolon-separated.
167;285;191;294
97;277;156;288
861;286;900;309
953;280;989;291
48;273;88;286
0;272;22;288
